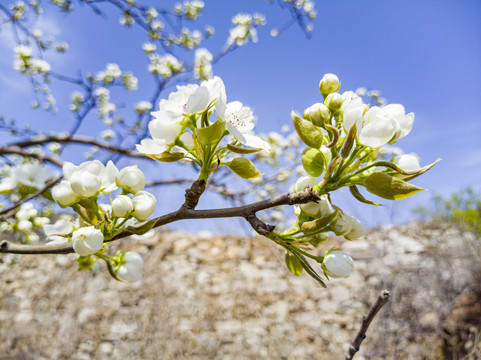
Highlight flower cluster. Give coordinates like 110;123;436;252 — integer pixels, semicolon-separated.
227;13;266;47
13;45;51;75
174;1;205;20
147;53;183;78
136;76;270;180
276;73;438;284
193;48;213;80
0;203;50;244
45;161;154;281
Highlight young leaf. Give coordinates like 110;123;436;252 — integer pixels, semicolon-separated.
349;185;381;206
226;157;260;179
285;252;303;276
302;147;325;177
292;111;323;149
227;143;263;154
194;120;225;147
364;172;424;200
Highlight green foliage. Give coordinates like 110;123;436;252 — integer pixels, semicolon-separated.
414;187;481;235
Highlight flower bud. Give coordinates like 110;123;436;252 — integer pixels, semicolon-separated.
17;220;33;232
322;250;354;278
303;103;330;126
299;195;331;217
112;195;134;217
116;165;145;194
393;154;420;172
52;180;79;207
319;73;341;98
70;170;101;197
132;191;156;221
331;212;353;236
117;251;144;282
72;226;104;256
344;216;366;240
324;92;343;113
294;175;317;192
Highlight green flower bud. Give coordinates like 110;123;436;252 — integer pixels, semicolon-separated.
303;103;330;127
324;93;343;113
319;73;341;98
364;172;424;200
292;111;323;149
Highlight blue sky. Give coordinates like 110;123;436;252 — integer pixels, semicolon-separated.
1;0;481;232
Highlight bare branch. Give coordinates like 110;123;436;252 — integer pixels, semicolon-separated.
0;176;61;217
0;146;64;167
6;135;149;159
346;290;391;360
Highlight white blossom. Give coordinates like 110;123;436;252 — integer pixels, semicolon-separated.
117;251;144;282
72;226;104;256
323;250;354;278
116;165;145;194
132;191;156;221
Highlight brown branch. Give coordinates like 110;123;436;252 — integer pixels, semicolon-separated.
0;176;61;217
346;290;391;360
6;134;149;159
0;187;321;255
0;146;64;167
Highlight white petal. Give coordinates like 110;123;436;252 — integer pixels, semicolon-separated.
359;116;397;148
243;134;271;152
62;162;77;180
225;121;246;143
148;117;181;144
382;104;405;118
136;139;168;155
396;112;414;139
185;86;210;114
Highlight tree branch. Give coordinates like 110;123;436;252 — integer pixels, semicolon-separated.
346;290;391;360
6;134;149;159
0;176;61;217
0;187;321;255
0;146;64;167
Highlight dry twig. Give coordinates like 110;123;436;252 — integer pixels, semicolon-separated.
346;290;391;360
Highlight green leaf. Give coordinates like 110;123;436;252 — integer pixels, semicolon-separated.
302;147;325;177
285;252;303;276
126;218;157;236
349;185;381;206
227;143;263;154
226;157;260;179
292;112;323;149
194;120;225;147
364;172;424;200
147;151;184;162
290;250;326;287
300;210;338;234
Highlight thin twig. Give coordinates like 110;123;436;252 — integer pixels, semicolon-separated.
6;135;148;159
346;290;391;360
0;176;61;217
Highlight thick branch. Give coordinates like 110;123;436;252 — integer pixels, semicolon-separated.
0;187;320;255
346;290;391;360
